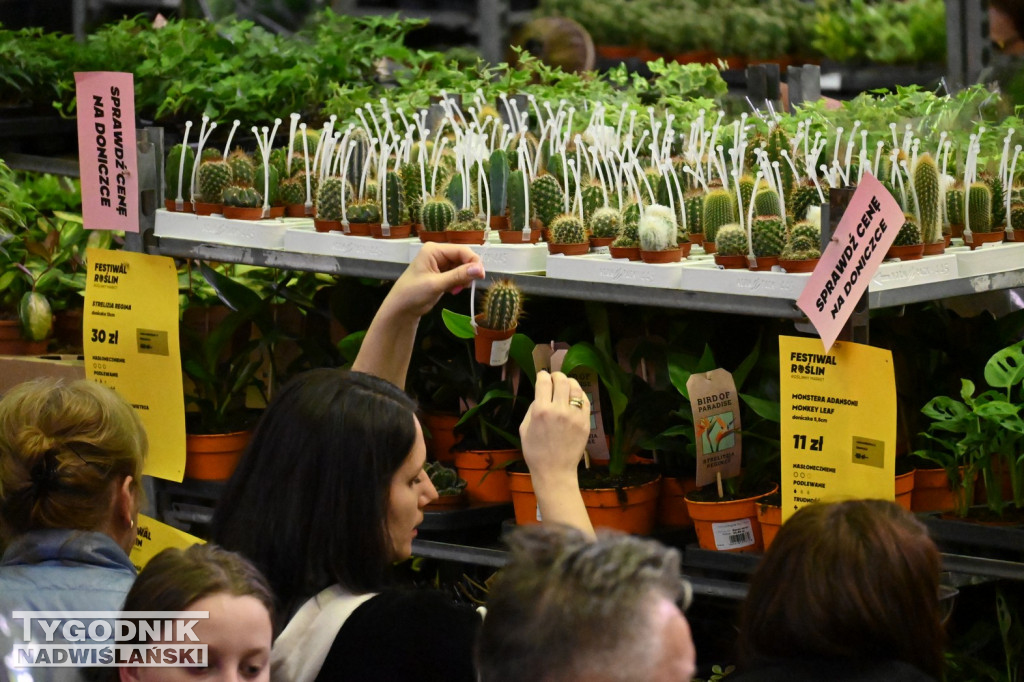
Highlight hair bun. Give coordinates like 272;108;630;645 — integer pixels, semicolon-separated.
29;448;60;496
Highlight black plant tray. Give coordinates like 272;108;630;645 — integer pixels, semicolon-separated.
922;514;1024;556
420;502;513;532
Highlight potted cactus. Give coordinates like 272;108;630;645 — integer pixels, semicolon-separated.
589;206;622;248
701;188;735;254
423;461;468;510
372;169;411;239
638;204;684;263
750;215;785;270
778;220;822;273
501;168;542;243
530;173;565;237
474;279;523;366
164;143;195;213
714;223;749;269
419;196;456;243
195;153;231;215
446;207;487;245
609;218;641;261
964;181;1003;250
313;176;345;232
547;214;590;255
221;185;264;220
488;149;510;231
886;216;925;261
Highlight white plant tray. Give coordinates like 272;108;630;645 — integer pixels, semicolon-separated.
154;209;292;250
408;239;548;274
869;254;959;291
545;253;685;289
951;241;1024;278
283;226;414;263
679;262;809;298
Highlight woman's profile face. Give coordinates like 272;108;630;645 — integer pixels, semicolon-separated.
386;419;438;560
122;592;272;682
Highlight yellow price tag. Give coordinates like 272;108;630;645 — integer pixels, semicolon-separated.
129;514;205;572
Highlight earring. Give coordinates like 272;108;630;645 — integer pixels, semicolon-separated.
129;518;135;530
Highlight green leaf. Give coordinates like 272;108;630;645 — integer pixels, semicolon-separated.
740;393;781;423
984;340;1024;389
442;308;474;339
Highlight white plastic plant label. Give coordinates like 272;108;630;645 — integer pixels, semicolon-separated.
711;518;755;551
489;337;512;366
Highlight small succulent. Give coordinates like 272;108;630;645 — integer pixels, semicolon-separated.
638;204;678;252
715;224;748;257
424;461;467;497
894;216;923;246
548;214;588;244
590;206;623;239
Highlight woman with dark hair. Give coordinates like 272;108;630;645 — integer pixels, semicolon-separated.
118;543;275;682
732;499;945;682
212;243;594;682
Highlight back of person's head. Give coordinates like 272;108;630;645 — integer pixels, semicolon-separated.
0;378;147;541
477;524;694;682
737;499;944;678
211;368;418;617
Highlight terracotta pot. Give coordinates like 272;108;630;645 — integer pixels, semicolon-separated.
778;258;819;273
446;230;487;245
185;430;251;481
640;247;683;264
268;206;285;218
751;256;779;271
922;241;946;256
913;467;964;513
454;448;521;504
164;198;194;213
703;241;717;254
346;222;374;237
1008;229;1024;242
886;244;925;261
589;236;615;248
596;44;637;60
313;219;341;233
757;502;782;550
672;49;715;64
489;215;509;231
580;472;662;535
286;204;311;217
657;476;698;528
689;233;705;247
473;314;515;366
419;230;447;243
508;469;540;526
714;254;748;269
684;485;777;553
424;491;468;511
0;320;47;355
194;202;221;216
608;246;641;261
222;206;264;220
944;234;952;247
949;223;964;239
54;308;83;350
547;242;590;256
894;468;915;511
370;223;412;239
965;230;1005;250
498;229;542;244
421;411;462;464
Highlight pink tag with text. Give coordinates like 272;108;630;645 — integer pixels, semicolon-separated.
75;72;139;233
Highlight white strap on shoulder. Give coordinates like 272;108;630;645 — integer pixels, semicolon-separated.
271;584;378;682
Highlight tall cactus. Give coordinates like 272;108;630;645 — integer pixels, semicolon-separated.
702;188;736;243
507;169;529;231
480;279;523;332
967;181;993;233
488;149;509;217
227;149;256;188
945;184;964;226
754;187;781;218
315;176;345;221
531;174;565;228
913;153;942;242
400;162;423;224
383;170;405;225
164;143;195;201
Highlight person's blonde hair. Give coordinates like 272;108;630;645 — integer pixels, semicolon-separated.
0;378;147;540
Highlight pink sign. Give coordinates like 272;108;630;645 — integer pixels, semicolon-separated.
75;72;139;233
796;173;904;352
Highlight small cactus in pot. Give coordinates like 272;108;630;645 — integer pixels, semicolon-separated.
894;216;924;246
197;157;231;206
474;278;524;366
531;174;565;228
421;197;457;232
315;176;345;224
638;205;678;252
590;206;623;240
164;143;195;208
222;185;263;208
751;216;786;258
347;200;382;225
715;224;748;257
548;214;588;245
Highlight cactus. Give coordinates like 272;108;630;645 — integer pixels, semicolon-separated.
967;181;993;233
781;235;821;260
945;184;964;226
268;147;289;180
400;162;424;224
424;461;466;496
447;211;486;231
530;174;565;227
684;191;703;236
622;201;643;230
197;159;232;204
315;176;345;221
986;174;1006;229
715;224;748;256
488;149;509;217
293;170;319;202
766;125;794;197
546;153;576;198
383;170;406;225
790;220;821;247
913;153;941;243
227;149;256;187
480;278;523;332
702;188;736;243
347;200;382;224
581;182;604;224
754;187;781;218
363;178;379;202
894;216;923;246
737;175;757;217
254;162;280;206
279;177;306;206
446;173;468;211
590;206;623;239
751;216;786;257
201;147;221;162
421;197;457;232
1011;203;1024;230
507;169;529;231
506;131;539;171
548;214;588;244
222;185;263;208
344;127;370;189
612;221;641;248
638;204;678;252
789;182;823;223
164;143;195;201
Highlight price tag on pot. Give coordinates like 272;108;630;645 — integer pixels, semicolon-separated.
711;518;756;551
75;72;139;233
779;336;896;521
687;369;742;488
85;248;185;481
129;514;204;572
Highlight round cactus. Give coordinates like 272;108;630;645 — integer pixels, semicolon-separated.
279;177;306;206
347;200;382;224
781;235;821;260
1010;203;1024;229
790;220;821;246
715;224;748;256
894;216;923;246
530;174;565;228
702;188;736;243
226;149;256;188
754;187;781;218
638;204;678;252
549;214;588;244
613;221;641;248
751;216;786;257
481;279;523;332
222;185;263;208
967;181;993;233
421;197;457;232
447;214;487;231
197;159;232;204
590;206;623;239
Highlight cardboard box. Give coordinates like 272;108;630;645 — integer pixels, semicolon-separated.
0;355;86;395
